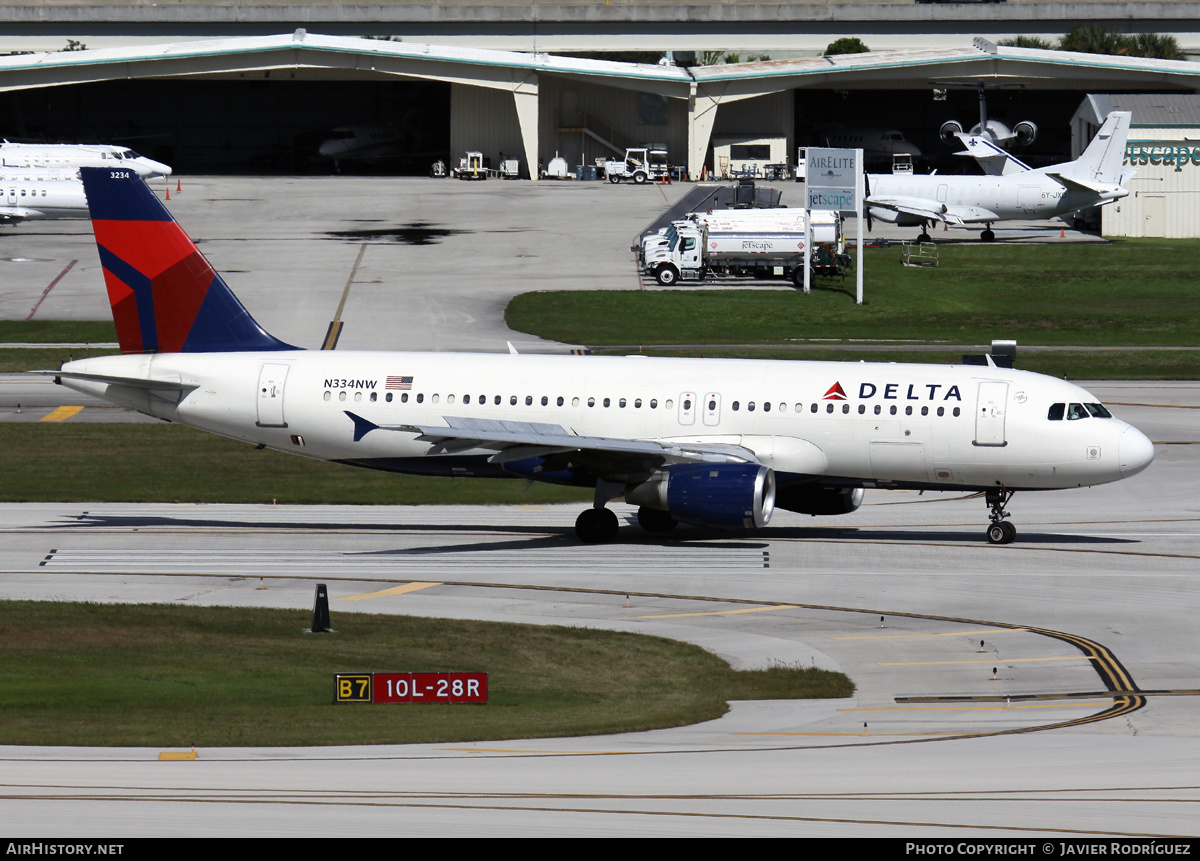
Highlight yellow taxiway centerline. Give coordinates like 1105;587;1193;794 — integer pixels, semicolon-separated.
39;405;84;422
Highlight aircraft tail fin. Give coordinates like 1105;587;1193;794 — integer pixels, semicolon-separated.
79;167;296;355
1067;111;1132;187
954;134;1031;176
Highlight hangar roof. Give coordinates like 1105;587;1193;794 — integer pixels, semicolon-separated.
1084;93;1200;126
0;31;1195;99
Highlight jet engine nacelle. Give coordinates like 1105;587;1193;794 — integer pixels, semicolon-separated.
939;120;964;145
627;463;776;529
1014;120;1038;147
776;485;865;516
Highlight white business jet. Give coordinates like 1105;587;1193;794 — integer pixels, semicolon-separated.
937;79;1039;152
0;141;171;178
867;111;1133;241
44;168;1154;545
0;169;88;224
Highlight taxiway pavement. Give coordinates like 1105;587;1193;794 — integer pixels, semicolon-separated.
0;177;1196;837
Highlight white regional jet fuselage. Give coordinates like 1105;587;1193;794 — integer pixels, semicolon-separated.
0;173;88;223
52;166;1154;546
0;143;172;178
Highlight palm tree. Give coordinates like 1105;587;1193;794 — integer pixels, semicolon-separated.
1059;25;1130;55
1126;32;1186;60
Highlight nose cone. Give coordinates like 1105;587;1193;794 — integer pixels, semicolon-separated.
132;158;172;178
1118;426;1155;478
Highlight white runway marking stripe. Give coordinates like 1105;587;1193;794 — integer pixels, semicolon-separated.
40;547;771;574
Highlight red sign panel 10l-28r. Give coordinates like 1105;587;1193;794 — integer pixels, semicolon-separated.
335;672;488;704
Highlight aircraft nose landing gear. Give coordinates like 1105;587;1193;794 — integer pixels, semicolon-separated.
985;487;1016;544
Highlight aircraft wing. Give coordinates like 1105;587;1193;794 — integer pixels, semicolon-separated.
867;195;957;224
344;411;759;471
868;195;1000;226
0;207;31;223
867;195;991;226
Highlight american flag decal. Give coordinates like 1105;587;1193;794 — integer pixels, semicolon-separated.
386;376;413;390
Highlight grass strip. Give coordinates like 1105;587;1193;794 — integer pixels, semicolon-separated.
0;601;853;746
0;320;117;344
586;347;1200;380
0;347;120;374
0;424;590;505
506;239;1200;350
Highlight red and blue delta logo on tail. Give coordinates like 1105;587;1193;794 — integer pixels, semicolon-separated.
80;168;295;355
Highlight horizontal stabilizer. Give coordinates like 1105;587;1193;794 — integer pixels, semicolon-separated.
1046;171;1125;198
30;369;198;391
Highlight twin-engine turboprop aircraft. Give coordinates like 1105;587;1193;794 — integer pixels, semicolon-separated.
867;111;1134;242
47;168;1154;545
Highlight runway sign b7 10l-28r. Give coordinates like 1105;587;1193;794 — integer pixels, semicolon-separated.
335;672;488;704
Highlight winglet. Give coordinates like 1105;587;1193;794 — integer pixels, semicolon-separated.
344;411;379;442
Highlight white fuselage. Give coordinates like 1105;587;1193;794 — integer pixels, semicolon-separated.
0;175;88;220
56;351;1154;493
867;169;1120;226
0;143;171;178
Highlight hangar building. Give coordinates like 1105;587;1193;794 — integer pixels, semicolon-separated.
1073;94;1200;238
1;32;1199;188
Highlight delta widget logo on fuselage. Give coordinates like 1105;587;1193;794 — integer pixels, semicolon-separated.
823;381;964;402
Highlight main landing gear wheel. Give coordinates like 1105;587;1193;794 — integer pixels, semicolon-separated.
980;228;996;242
917;231;932;243
637;507;678;533
576;507;619;544
984;487;1016;545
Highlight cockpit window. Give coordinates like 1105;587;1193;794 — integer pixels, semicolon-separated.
1085;403;1112;418
1047;403;1064;421
1066;403;1089;420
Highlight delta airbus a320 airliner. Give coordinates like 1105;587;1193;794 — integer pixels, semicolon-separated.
48;168;1154;545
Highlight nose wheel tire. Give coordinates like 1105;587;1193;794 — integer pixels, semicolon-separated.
576;508;620;544
987;521;1016;545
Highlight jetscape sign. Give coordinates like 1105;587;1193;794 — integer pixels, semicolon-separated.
802;146;864;306
806;148;862;212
